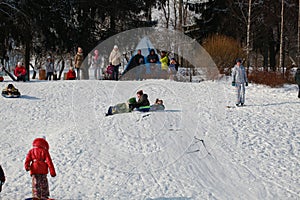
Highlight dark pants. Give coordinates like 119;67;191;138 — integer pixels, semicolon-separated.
76;68;81;80
112;64;120;81
17;75;26;82
46;72;53;80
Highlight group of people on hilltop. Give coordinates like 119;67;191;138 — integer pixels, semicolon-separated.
128;48;179;80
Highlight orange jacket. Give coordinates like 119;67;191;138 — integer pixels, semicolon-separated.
24;138;56;177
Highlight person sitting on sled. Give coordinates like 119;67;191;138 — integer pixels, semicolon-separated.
150;98;165;111
2;84;21;97
132;90;150;112
24;137;56;200
106;97;137;116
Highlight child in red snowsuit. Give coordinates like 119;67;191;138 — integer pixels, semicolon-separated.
25;138;56;199
66;67;76;80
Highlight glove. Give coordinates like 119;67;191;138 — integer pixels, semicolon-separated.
231;82;236;86
245;82;248;86
51;172;56;177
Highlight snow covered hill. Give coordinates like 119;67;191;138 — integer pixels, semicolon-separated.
0;78;299;199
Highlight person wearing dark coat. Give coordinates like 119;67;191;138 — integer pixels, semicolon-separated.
132;49;145;67
295;67;300;98
133;90;150;110
146;49;159;63
125;49;145;74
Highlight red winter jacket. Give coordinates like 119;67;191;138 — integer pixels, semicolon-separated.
66;70;76;80
24;138;56;177
14;66;26;76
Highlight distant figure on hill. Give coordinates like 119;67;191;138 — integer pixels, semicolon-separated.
14;62;26;82
45;56;55;81
74;47;84;80
295;67;300;98
92;49;101;80
232;58;248;106
66;67;76;80
109;45;121;81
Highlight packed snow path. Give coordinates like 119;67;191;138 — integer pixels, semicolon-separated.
0;79;299;199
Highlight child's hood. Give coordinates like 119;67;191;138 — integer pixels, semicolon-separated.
32;138;49;150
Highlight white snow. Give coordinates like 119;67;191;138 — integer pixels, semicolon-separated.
0;77;299;199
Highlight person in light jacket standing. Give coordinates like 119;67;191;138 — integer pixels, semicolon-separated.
109;45;121;81
232;58;248;106
45;56;54;81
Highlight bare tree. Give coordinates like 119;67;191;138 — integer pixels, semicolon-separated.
246;0;252;73
279;0;285;74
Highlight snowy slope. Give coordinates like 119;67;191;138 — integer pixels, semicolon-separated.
0;78;299;199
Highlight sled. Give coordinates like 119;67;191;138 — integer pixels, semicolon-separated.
2;93;21;98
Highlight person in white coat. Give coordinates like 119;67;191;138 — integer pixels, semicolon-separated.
232;58;248;106
109;45;121;81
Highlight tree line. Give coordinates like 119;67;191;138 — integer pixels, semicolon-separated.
0;0;299;80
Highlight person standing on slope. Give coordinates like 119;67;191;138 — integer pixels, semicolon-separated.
25;137;56;199
92;49;101;80
74;47;84;80
232;58;248;106
109;45;121;81
295;66;300;98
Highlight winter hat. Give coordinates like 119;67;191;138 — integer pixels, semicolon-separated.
32;138;49;150
136;90;143;96
236;58;242;63
17;62;22;66
128;97;137;104
114;45;118;49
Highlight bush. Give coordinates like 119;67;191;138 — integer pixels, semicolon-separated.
202;34;246;75
248;70;287;87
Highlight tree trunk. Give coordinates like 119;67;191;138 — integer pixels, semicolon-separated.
246;0;252;74
25;40;30;81
173;0;177;30
269;41;276;71
279;0;284;75
178;0;183;31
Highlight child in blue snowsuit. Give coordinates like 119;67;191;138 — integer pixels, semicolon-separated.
232;59;248;106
